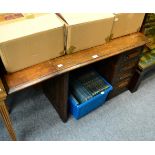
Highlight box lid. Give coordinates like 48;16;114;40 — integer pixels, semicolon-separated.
59;13;114;25
0;13;64;43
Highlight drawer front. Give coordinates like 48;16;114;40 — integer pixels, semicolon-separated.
121;47;142;62
111;69;134;84
115;78;131;89
120;59;138;72
114;47;142;68
112;58;138;77
120;54;140;66
103;60;138;84
118;71;133;81
108;78;131;99
96;46;142;89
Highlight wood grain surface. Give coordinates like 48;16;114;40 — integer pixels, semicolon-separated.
4;33;146;94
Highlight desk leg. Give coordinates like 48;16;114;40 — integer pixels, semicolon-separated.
0;101;16;141
43;73;69;123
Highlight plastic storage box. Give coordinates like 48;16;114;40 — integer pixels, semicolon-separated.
68;76;113;119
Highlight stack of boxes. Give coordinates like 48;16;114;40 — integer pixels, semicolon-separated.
0;13;145;73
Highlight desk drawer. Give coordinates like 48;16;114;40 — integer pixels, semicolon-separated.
110;59;138;80
110;55;140;74
118;71;133;81
119;60;138;72
115;78;131;89
108;78;131;99
96;46;142;88
120;56;139;66
111;69;134;84
114;47;142;68
96;59;137;84
121;47;141;61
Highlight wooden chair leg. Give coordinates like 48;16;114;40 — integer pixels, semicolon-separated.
0;101;16;141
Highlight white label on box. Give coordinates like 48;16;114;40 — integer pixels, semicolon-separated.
92;55;99;59
101;91;104;95
115;18;119;21
57;64;63;68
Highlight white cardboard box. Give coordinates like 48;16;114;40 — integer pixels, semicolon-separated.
111;13;145;39
57;13;115;54
0;13;65;73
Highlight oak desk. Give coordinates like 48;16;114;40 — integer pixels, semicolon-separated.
2;33;146;124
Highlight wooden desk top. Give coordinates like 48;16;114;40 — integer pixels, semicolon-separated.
4;32;146;94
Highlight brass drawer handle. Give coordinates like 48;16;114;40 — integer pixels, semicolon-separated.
122;61;137;71
119;73;132;80
125;51;140;60
117;79;130;88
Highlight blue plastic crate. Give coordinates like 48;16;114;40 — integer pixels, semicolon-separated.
68;76;113;119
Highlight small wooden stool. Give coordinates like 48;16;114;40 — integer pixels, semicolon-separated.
0;79;16;141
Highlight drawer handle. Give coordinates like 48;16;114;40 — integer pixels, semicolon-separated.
119;73;132;80
126;51;140;59
117;80;130;88
122;62;137;70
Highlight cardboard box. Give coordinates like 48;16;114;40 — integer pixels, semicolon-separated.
0;13;65;73
111;13;145;39
57;13;114;54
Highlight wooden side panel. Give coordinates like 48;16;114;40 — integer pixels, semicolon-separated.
42;73;69;122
